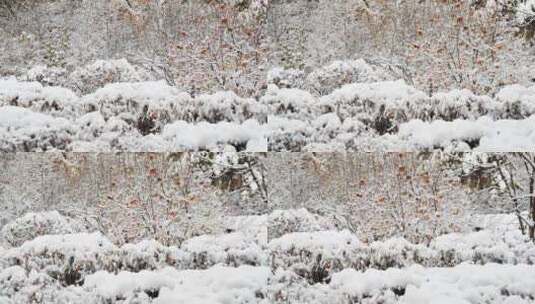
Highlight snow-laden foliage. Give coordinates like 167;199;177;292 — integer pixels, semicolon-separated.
0;106;76;152
68;59;153;94
0;211;86;247
0;77;78;118
1;210;534;303
3;66;535;151
83;265;271;304
181;232;267;268
330;263;535;304
304;59;396;95
267;59;395;95
267;208;337;240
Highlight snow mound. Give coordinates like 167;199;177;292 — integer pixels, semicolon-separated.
83;265;271;304
0;106;76;152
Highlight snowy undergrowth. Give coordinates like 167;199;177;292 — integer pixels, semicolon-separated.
3;60;535;151
1;210;534;303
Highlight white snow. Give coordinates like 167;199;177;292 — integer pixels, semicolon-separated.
162;119;267;151
84;265;271;304
331;263;535;304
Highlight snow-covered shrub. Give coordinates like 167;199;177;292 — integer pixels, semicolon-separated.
261;85;319;120
0;77;79;118
162;119;268;152
495;84;535;119
267;209;337;240
72;112;133;145
0;211;87;248
68;59;152;94
83;265;271;304
0;106;76;152
363;237;436;270
432;232;511;266
425;89;497;121
181;232;267;268
267;67;305;89
0;265;94;304
393;116;535;151
330;263;535;304
24;65;68;87
3;233;116;286
79;81;190;135
266;267;349;304
222;215;268;246
118;240;189;273
268;230;361;283
266;116;311;151
304;59;395;95
191;91;268;123
319;80;428;135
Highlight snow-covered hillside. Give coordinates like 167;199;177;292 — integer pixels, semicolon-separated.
1;210;534;304
2;60;535;152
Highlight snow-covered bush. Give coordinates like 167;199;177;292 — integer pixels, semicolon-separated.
0;266;94;304
0;211;86;247
363;237;436;270
319;80;428;135
118;240;189;273
431;230;516;266
3;233;117;286
68;59;152;94
0;77;78;118
268;230;361;283
222;215;268;246
267;209;336;240
425;89;497;121
191;91;267;123
79;80;190;135
181;232;267;268
0;106;76;152
24;65;68;88
265;116;311;151
267;67;305;89
330;263;535;304
261;85;319;120
495;84;535;119
304;59;395;95
162;119;268;152
391;116;535;151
